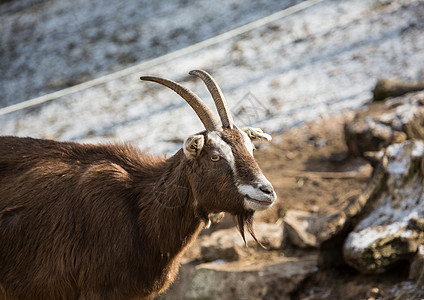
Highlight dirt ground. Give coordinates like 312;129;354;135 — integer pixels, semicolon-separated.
247;112;422;299
160;110;424;299
254;113;371;223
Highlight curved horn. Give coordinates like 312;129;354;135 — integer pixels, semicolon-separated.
189;69;234;129
140;76;221;131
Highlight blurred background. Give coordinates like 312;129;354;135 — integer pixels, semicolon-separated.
2;1;424;298
0;0;423;153
0;0;302;106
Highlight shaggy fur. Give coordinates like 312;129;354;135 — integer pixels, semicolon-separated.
0;130;269;299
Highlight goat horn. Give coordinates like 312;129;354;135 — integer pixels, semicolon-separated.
189;70;234;129
140;76;221;131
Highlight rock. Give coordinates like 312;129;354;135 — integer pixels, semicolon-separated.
384;281;424;300
344;91;424;156
373;78;424;102
317;162;387;268
156;262;197;299
250;222;285;250
283;210;325;248
409;245;424;283
185;256;318;300
343;140;424;273
199;223;284;262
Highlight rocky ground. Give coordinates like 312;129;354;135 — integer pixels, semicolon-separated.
157;101;424;299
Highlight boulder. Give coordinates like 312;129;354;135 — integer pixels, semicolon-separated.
185;256;318;300
283;210;325;248
409;245;424;283
343;140;424;273
373;78;424;102
344;91;424;156
320;91;424;272
156;262;197;300
317;161;387;268
199;222;284;262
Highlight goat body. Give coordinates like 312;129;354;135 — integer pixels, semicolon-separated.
0;136;202;299
0;70;276;299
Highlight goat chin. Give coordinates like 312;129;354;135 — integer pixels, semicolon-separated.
244;197;274;211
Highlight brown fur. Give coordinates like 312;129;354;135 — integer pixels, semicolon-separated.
0;131;266;299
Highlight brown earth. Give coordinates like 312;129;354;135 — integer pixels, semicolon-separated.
254;113;371;223
189;112;422;299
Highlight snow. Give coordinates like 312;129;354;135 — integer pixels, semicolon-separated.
386;143;411;175
1;0;424;155
344;184;423;251
412;139;424;157
386;140;424;175
345;222;412;251
344;141;424;252
0;0;301;107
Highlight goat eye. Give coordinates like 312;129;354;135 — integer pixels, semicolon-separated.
210;155;220;162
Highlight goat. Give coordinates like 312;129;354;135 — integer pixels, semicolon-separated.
0;70;276;299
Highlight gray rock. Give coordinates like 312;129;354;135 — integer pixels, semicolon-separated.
317;162;386;269
409;245;424;283
156;262;197;300
344;91;424;156
284;210;325;248
185;256;318;300
373;78;424;102
343;140;424;273
199;222;284;262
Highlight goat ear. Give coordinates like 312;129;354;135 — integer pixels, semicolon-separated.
183;135;205;159
241;127;272;142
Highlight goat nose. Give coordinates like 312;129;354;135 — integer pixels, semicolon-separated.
259;184;273;195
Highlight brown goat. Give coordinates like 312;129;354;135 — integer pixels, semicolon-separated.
0;70;276;299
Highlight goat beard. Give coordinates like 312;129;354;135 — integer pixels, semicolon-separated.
235;210;265;248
